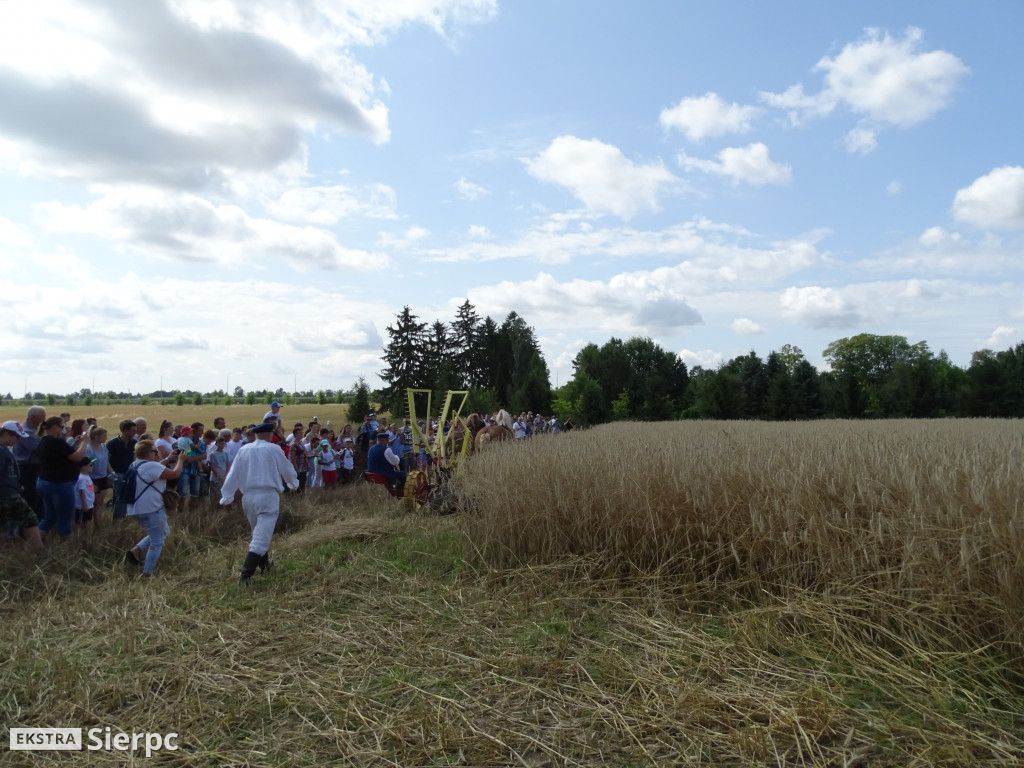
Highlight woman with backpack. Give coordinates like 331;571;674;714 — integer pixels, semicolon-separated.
125;439;186;577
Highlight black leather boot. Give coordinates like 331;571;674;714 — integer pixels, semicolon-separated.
239;551;262;585
259;551;273;573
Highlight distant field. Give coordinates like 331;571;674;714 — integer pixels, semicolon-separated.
0;403;361;432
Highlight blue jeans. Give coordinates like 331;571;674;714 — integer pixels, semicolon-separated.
177;470;200;499
132;510;170;574
36;478;76;537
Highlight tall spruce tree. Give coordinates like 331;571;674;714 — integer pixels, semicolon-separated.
498;312;551;412
477;315;501;392
379;306;428;414
451;299;482;388
426;320;461;399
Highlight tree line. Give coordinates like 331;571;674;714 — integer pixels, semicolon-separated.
379;303;1023;424
566;333;1024;424
379;301;552;416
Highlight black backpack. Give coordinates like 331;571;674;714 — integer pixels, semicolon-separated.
123;460;157;504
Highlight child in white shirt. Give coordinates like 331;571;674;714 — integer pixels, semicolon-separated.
75;459;96;526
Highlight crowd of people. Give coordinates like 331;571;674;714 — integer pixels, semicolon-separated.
0;402;570;581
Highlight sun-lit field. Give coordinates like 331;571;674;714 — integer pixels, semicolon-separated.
460;420;1024;647
2;420;1022;766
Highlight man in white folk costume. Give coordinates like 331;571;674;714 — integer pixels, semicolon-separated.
219;421;298;584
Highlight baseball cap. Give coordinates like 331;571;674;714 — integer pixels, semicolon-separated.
0;420;27;437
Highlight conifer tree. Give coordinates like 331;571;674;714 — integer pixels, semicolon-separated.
379;306;428;414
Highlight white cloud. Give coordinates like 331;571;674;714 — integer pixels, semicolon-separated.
780;286;860;329
524;135;676;220
157;334;210;351
35;186;387;270
731;318;766;335
467;225;492;239
0;269;392;391
761;27;968;152
952;166;1024;230
659;92;760;141
427;218;826;282
985;326;1016;348
0;215;33;246
918;226;963;248
679;349;723;370
467;270;702;334
845;125;878;156
886;179;902;196
856;229;1022;277
266;183;397;225
455;176;488;200
678;143;792;186
377;225;430;249
290;319;382;352
0;1;496;190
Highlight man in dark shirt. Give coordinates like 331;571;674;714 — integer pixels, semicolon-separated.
106;419;138;520
1;420;45;550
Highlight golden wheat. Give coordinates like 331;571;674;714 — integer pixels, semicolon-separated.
457;420;1024;651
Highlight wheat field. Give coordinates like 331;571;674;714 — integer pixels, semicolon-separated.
458;420;1024;650
1;419;1022;766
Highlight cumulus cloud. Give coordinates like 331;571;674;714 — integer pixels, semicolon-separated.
918;226;963;248
761;27;968;153
780;286;860;328
679;349;723;370
0;0;495;188
523;135;676;220
952;166;1024;230
35;187;387;270
678;143;792;186
985;326;1017;348
467;271;702;334
659;92;760;141
467;225;492;239
731;318;766;335
455;176;489;200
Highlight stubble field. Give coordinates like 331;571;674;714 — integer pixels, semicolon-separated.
1;419;1022;766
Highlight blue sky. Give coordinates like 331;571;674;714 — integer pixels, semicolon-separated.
1;1;1022;397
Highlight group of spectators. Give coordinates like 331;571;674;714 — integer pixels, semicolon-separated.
1;401;569;559
512;411;571;439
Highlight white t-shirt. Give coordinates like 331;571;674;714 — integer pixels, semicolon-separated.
126;460;167;517
319;448;337;471
154;437;175;458
75;473;95;510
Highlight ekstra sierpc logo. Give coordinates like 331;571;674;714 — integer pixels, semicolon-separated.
10;727;179;756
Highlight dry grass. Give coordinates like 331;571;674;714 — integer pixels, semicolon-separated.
1;421;1022;766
